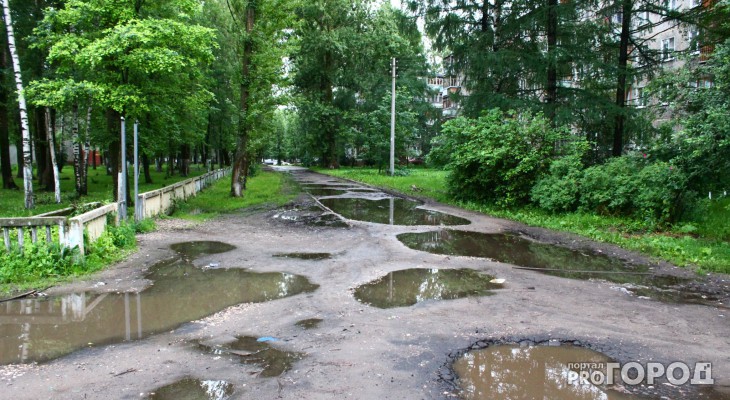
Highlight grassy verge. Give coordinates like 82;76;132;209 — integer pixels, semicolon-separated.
317;167;730;274
0;169;290;295
172;170;297;221
0;221;147;295
0;165;210;217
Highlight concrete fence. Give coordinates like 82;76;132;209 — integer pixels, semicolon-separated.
0;202;118;256
0;168;230;256
135;168;229;220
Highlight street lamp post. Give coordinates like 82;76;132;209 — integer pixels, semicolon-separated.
118;117;127;220
390;57;396;177
133;120;139;222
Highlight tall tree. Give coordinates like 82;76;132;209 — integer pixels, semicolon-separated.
2;0;33;208
219;0;290;197
31;0;216;201
0;32;17;190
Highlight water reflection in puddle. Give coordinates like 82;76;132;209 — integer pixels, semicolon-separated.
353;268;503;308
273;252;332;260
397;230;720;304
303;187;348;197
148;378;233;400
319;197;470;226
0;242;318;365
453;345;640;400
200;336;304;377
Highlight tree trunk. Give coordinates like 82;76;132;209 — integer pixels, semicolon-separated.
142;153;152;184
3;0;34;208
613;0;632;157
0;45;17;189
81;104;92;194
180;144;190;177
107;109;120;200
45;108;60;203
231;1;256;197
34;108;50;188
546;0;558;124
72;103;87;196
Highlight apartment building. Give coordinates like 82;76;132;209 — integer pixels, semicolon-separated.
625;0;712;118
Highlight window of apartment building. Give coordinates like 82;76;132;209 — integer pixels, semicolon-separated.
637;11;650;26
688;29;700;54
662;37;675;60
633;87;647;107
665;0;678;9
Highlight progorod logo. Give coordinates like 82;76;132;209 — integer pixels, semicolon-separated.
567;361;714;386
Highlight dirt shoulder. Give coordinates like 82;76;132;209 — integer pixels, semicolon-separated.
1;170;728;399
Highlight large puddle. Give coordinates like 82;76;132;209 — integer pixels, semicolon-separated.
199;336;305;377
397;230;720;304
353;268;503;308
453;344;640;399
148;378;233;400
0;242;318;365
454;344;730;400
319;197;470;226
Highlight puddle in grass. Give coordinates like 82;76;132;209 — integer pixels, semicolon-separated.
397;230;723;305
273;252;332;260
148;378;233;400
0;242;318;365
319;197;470;226
200;336;304;377
353;268;503;308
295;318;323;329
454;344;640;400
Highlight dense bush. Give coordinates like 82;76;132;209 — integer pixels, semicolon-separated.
579;156;689;223
432;109;573;206
532;154;690;225
530;153;584;212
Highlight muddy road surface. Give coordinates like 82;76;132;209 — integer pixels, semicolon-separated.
1;168;728;399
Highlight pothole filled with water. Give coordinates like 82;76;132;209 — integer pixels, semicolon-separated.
303;187;348;197
271;205;349;228
397;230;722;305
295;318;323;329
353;268;503;308
452;342;730;400
319;197;470;226
453;344;642;400
199;336;305;377
273;252;332;260
148;378;233;400
0;242;318;365
170;241;236;260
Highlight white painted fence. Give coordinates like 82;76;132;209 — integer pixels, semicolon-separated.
0;168;230;256
135;168;229;219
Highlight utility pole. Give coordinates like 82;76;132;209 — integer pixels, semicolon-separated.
390;57;396;177
118;117;127;221
133;120;139;222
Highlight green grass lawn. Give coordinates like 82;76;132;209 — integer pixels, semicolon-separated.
172;170;297;221
0;164;211;217
317;167;730;274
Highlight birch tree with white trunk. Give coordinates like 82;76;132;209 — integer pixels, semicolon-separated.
44;108;60;203
2;0;33;209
